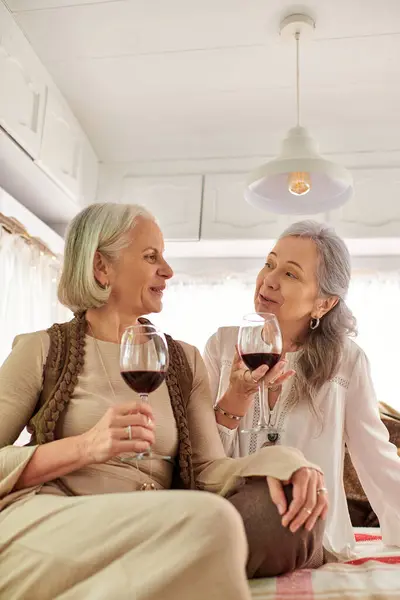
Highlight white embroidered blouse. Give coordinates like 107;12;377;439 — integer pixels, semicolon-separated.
204;326;400;559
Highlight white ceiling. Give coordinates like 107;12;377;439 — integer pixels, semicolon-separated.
5;0;400;165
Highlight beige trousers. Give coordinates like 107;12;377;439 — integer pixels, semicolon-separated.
0;491;250;600
0;482;324;599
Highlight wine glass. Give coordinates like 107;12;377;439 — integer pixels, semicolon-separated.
120;323;169;461
238;313;282;435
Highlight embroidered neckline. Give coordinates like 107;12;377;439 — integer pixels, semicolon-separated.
329;376;350;389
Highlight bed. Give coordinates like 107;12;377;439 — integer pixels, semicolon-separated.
250;529;400;599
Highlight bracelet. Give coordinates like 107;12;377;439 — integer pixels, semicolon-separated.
214;404;243;421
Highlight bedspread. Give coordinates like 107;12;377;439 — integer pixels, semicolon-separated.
250;529;400;599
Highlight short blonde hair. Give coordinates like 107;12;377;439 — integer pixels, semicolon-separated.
58;203;155;312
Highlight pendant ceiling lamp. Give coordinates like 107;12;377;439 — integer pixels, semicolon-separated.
245;14;353;215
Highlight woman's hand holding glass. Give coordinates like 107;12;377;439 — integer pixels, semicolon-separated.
216;340;295;427
80;401;155;464
237;313;297;435
228;344;293;400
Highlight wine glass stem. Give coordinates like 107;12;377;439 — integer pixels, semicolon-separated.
257;380;270;429
138;393;151;456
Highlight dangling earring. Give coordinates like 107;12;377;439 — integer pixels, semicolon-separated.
310;317;320;330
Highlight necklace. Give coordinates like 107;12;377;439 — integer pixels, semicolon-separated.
249;357;298;451
264;350;299;445
264;384;297;447
266;394;281;443
87;322;156;491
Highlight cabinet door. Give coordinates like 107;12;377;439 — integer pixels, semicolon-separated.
80;137;99;205
0;6;46;159
281;212;329;230
202;173;285;239
120;175;203;241
329;168;400;238
37;90;83;200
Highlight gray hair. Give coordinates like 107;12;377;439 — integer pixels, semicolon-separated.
58;202;155;312
279;220;357;412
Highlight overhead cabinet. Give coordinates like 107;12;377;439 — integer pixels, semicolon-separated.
120;175;203;241
202;173;284;239
329;168;400;238
37;91;83;200
0;1;98;206
0;5;46;159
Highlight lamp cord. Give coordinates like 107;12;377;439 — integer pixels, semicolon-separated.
295;31;300;127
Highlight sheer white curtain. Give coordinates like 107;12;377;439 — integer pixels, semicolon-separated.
0;229;70;365
152;269;400;410
347;273;400;410
0;229;71;446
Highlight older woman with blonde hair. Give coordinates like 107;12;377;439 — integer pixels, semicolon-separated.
0;204;327;600
205;220;400;560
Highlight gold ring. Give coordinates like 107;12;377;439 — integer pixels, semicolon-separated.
268;382;280;391
126;425;132;440
317;487;328;495
303;507;312;515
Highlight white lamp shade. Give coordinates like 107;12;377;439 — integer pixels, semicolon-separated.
245;127;354;215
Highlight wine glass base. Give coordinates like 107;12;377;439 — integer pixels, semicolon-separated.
241;424;274;435
120;452;173;463
240;427;261;434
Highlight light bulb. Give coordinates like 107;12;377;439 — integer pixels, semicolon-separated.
288;172;311;196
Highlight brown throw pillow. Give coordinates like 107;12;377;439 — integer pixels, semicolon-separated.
344;407;400;527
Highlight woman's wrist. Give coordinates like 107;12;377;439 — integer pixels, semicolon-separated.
15;435;92;490
75;433;96;466
214;386;254;430
222;385;254;413
215;408;240;430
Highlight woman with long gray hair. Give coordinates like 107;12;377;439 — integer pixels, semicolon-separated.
206;220;400;559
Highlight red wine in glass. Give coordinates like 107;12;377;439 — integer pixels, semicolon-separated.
121;371;167;395
241;353;281;371
238;313;283;435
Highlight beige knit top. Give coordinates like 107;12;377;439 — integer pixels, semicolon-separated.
0;331;321;512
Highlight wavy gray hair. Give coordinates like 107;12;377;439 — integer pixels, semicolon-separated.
279;220;357;411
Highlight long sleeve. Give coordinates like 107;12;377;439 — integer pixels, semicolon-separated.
344;348;400;546
182;341;322;496
0;332;49;508
203;331;238;457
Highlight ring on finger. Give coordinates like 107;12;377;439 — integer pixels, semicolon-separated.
303;507;313;515
126;425;132;440
244;369;258;384
268;381;280;391
317;487;328;495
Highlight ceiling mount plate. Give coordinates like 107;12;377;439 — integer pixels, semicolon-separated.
279;13;316;39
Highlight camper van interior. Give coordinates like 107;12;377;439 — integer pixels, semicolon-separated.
1;2;400;599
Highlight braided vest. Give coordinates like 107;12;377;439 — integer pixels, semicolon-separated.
28;312;196;490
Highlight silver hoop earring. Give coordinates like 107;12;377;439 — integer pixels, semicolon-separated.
310;317;320;330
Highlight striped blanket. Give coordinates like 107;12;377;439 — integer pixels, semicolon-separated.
250;529;400;599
